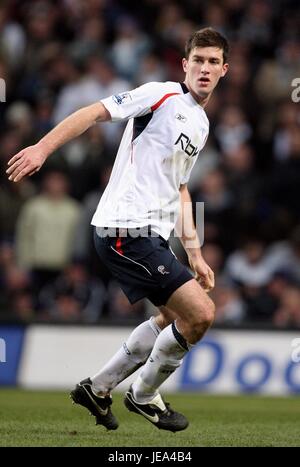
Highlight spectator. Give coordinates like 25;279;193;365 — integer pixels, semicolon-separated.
192;168;236;252
222;144;262;222
15;170;80;289
110;16;151;81
11;290;35;322
267;226;300;283
107;281;146;323
273;285;300;328
212;279;246;325
0;3;26;70
215;106;252;153
73;164;112;265
38;260;106;322
273;100;300;162
225;237;275;288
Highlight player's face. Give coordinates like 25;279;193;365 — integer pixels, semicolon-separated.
182;47;228;102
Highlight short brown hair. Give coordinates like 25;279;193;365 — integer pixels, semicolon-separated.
185;27;229;63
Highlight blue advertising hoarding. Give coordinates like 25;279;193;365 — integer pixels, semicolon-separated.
0;326;25;385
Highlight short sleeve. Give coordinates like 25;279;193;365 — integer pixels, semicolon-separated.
101;82;174;122
180;157;198;185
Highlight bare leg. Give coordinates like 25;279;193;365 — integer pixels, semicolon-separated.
166;278;215;343
131;279;215;400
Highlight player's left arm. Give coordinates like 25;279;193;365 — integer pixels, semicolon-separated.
175;183;214;292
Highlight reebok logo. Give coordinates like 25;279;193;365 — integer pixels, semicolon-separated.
175;113;187;123
175;132;200;157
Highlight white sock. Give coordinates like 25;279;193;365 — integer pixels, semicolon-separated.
91;317;161;394
132;322;192;403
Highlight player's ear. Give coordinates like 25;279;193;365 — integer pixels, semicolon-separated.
221;63;229;77
182;58;188;73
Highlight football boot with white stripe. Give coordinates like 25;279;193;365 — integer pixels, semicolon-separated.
124;386;188;432
70;378;118;430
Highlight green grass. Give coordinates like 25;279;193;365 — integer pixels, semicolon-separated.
0;389;299;447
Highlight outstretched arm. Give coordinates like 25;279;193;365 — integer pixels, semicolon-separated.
6;102;111;182
175;183;214;292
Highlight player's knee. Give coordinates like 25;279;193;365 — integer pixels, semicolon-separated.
193;298;215;334
202;298;215;326
155;313;173;329
155;306;177;329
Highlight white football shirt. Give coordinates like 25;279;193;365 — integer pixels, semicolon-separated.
91;81;209;240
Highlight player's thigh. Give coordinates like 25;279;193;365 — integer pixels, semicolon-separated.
166;278;215;324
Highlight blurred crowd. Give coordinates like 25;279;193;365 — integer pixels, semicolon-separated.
0;0;300;328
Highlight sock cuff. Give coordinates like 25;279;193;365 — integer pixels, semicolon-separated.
149;316;162;337
171;322;189;351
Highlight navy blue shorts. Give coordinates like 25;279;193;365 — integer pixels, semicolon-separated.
93;227;193;307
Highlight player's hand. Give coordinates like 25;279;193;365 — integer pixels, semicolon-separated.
188;254;215;292
6;144;47;182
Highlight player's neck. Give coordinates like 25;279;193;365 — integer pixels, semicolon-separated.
183;80;211;109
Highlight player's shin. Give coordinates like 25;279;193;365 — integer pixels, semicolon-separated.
91;317;161;394
131;321;193;402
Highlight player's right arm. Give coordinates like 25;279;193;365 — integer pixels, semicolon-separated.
7;81;174;182
6;102;111;182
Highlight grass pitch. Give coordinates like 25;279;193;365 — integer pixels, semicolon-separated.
0;389;299;447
